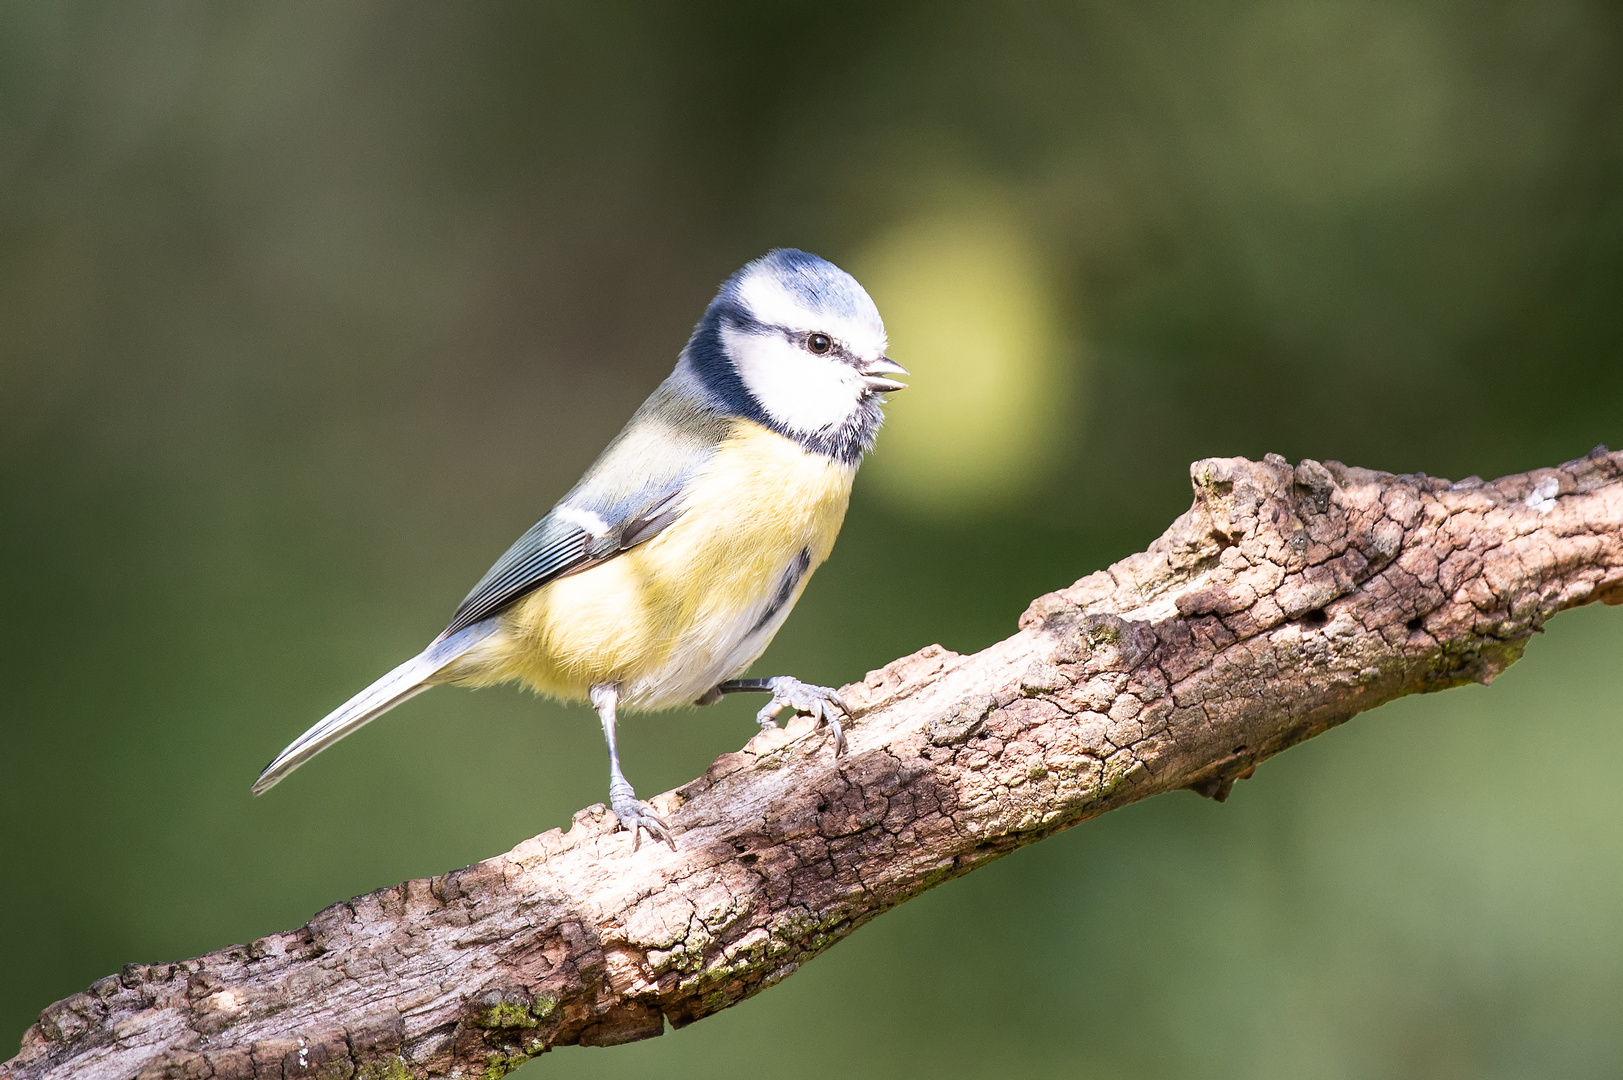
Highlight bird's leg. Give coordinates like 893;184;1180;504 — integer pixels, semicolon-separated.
713;676;849;756
590;683;674;851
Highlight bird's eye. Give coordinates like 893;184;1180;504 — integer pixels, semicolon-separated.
805;332;833;355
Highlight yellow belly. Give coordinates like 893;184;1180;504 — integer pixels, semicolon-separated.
450;419;854;709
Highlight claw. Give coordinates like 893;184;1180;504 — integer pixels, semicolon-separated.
617;805;675;852
755;700;785;731
759;676;850;757
609;783;676;851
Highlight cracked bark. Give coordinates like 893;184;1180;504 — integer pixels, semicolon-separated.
10;449;1623;1080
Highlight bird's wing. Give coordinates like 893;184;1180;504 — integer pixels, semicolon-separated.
442;383;734;637
442;483;685;636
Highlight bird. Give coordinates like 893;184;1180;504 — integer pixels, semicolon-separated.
251;248;906;848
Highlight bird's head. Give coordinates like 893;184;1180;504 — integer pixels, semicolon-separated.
681;249;906;461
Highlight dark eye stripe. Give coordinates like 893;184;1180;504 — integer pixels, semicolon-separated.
758;322;863;363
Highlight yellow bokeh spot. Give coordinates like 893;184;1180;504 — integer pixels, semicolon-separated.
855;202;1072;513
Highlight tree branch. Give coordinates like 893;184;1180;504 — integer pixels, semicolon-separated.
10;449;1623;1080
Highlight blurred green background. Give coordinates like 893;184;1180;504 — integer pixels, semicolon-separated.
4;3;1623;1077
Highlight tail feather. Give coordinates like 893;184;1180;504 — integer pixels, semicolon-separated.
251;620;498;796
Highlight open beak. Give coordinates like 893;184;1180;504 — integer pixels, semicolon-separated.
860;355;909;392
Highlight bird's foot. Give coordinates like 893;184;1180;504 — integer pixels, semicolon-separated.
608;777;675;851
757;676;849;756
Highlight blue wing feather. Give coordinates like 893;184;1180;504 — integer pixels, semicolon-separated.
444;516;593;634
441;375;735;636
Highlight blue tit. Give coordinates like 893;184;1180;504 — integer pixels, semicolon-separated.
252;248;907;848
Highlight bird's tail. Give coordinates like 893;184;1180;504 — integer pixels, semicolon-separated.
251;620;498;796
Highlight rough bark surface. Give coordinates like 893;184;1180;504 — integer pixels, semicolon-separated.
10;450;1623;1080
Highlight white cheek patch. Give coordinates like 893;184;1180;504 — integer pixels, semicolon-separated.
723;325;864;434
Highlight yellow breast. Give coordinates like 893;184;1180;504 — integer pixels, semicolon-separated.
455;419;855;707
